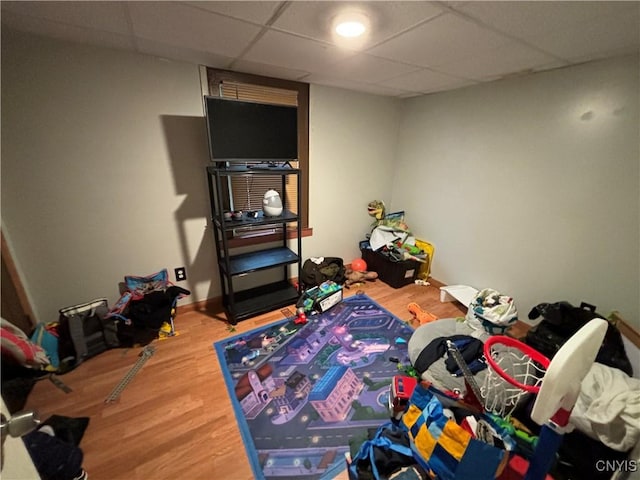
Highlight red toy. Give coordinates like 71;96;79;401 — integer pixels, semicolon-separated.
351;258;367;272
294;307;308;325
389;375;418;420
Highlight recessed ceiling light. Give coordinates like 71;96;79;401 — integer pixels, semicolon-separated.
335;20;366;38
333;11;369;40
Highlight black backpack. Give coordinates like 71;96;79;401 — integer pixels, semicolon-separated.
525;301;633;376
300;257;346;289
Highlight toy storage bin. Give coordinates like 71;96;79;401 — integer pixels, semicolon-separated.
360;244;420;289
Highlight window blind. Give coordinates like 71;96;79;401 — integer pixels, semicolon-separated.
214;81;298;107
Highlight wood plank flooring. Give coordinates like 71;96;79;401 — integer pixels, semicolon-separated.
24;279;466;480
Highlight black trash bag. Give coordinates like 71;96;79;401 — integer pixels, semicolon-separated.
551;429;631;480
526;301;633;376
128;286;190;330
118;286;190;347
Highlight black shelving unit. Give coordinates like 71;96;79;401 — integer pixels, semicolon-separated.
206;165;302;324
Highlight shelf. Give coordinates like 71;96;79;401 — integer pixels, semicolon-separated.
214;209;298;231
219;247;299;276
207;162;301;324
225;281;299;323
207;165;300;175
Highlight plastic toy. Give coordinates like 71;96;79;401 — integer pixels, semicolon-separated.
396;362;419;379
389;375;418;420
350;258;367;272
297;281;343;313
344;267;378;288
407;302;438;325
294;307;308;325
394;240;421;256
367;200;386;225
488;413;538;448
241;349;261;365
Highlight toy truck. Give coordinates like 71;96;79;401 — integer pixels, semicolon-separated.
389;375;418;420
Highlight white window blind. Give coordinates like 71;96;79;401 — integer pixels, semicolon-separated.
214;81;298;107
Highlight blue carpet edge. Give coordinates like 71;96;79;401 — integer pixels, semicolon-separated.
213;318;290;480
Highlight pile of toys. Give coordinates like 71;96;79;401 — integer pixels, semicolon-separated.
366;200;428;263
295;280;343;324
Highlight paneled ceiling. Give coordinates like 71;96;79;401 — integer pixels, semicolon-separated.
2;1;639;97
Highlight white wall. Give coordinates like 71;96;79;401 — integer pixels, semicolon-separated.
392;55;640;324
4;28;637;326
1;29;400;323
1;29;217;321
306;85;400;263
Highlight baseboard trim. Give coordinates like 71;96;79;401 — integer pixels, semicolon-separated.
426;277;447;288
179;296;223;315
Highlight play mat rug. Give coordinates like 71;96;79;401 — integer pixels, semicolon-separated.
214;294;414;480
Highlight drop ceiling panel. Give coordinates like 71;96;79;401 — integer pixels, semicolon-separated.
304;73;413;97
381;68;476;94
369;13;511;68
127;2;261;57
184;1;282;25
325;53;421;83
1;1;131;35
272;1;445;49
243;30;356;73
135;37;233;70
1;1;638;98
230;59;310;81
456;1;639;41
436;41;565;80
0;9;135;51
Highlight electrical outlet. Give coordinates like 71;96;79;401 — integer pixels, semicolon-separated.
174;267;187;281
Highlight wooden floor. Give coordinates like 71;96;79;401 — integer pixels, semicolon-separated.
24;279;466;480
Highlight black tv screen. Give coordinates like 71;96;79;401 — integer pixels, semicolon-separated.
204;96;298;162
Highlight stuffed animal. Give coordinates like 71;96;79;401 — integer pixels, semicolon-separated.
344;268;378;288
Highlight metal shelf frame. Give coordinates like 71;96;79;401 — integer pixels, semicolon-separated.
207;165;302;324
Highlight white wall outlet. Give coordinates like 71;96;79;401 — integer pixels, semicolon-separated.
174;267;186;281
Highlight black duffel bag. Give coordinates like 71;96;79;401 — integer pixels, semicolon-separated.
525;301;633;376
300;257;346;289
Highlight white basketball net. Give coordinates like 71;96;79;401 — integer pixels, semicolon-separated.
480;342;547;418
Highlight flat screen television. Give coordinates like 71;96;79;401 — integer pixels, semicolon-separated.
204;96;298;163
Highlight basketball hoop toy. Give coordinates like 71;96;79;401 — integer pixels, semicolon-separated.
481;336;550;418
479;321;609;480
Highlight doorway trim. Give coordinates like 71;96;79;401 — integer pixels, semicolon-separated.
1;229;37;329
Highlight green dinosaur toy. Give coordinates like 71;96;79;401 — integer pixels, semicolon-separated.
367;200;386;226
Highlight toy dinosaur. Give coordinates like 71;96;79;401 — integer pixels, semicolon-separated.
407;302;438;326
344;268;378;288
367;200;386;226
367;199;411;232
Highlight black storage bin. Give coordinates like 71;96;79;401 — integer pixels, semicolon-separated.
360;245;420;289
